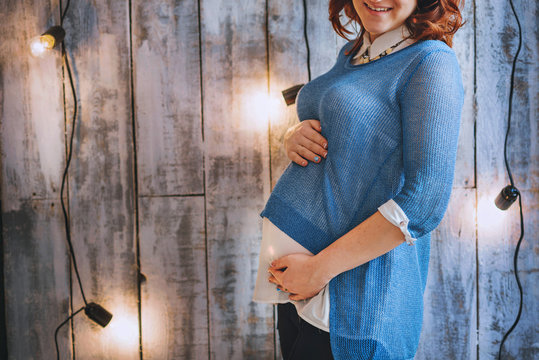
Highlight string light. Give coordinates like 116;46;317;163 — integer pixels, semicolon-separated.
494;185;519;211
496;0;525;358
238;88;280;131
30;1;114;358
282;84;304;106
29;26;65;57
102;306;139;350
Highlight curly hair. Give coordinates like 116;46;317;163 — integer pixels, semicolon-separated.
329;0;466;56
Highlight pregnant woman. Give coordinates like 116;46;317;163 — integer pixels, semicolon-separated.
253;0;465;359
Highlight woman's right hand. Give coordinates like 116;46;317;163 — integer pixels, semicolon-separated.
284;120;328;167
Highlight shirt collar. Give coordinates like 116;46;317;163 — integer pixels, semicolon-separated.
354;24;411;60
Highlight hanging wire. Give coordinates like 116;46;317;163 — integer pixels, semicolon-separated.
501;0;522;189
497;0;525;358
58;0;89;306
59;42;88;307
55;1;90;358
55;306;84;360
60;0;71;26
302;0;312;81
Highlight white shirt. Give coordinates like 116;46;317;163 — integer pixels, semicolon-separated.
352;24;415;64
253;24;417;331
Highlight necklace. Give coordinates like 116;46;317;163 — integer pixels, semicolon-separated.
356;37;410;64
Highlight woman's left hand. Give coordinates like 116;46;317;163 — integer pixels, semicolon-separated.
268;254;331;301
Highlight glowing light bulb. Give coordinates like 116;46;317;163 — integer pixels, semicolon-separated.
30;34;56;57
29;26;65;57
478;191;511;245
240;89;281;131
102;308;139;349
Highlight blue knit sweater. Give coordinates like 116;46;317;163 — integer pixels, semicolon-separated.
260;39;464;359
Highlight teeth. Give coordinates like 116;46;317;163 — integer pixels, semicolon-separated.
365;3;391;11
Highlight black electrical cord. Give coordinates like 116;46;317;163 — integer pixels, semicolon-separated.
55;0;89;359
59;0;88;307
55;306;84;360
59;42;88;307
302;0;311;81
497;0;525;359
60;0;71;26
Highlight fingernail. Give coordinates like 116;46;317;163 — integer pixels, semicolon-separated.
302;161;307;166
314;156;320;162
323;152;327;158
323;143;327;149
270;261;275;266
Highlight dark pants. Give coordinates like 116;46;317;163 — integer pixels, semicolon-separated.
277;303;334;360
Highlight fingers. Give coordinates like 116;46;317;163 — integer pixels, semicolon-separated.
296;124;327;156
268;274;278;286
289;152;308;167
268;275;290;293
267;269;283;284
287;144;325;167
284;120;328;166
295;144;325;164
301;122;327;151
305;119;322;132
270;257;288;270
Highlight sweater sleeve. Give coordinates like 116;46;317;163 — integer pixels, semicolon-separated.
389;49;464;241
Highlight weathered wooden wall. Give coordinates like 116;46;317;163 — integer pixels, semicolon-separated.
0;0;537;359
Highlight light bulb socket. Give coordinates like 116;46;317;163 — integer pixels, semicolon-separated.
282;84;304;106
43;25;66;47
495;185;520;210
84;302;113;327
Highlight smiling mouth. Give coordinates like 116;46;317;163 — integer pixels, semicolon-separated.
364;2;393;12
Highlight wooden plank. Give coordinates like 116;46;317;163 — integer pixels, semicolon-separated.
0;1;71;359
0;0;65;201
306;0;345;78
416;188;477;359
139;196;208;359
451;0;475;188
132;0;204;197
200;0;274;358
476;0;539;357
2;200;71;360
61;1;139;358
267;0;342;186
267;0;309;187
477;189;539;360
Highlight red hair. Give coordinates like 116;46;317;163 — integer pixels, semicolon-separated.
329;0;466;56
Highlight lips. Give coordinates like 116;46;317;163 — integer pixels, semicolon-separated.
364;2;393;12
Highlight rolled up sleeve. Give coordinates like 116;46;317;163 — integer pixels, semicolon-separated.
387;50;465;241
